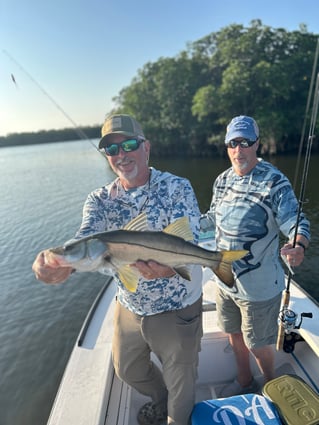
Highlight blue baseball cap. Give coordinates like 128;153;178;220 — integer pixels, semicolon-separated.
225;116;259;144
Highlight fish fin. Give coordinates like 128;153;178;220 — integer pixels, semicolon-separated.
162;217;194;241
222;250;248;262
212;250;248;288
118;265;140;292
124;212;150;231
173;266;192;281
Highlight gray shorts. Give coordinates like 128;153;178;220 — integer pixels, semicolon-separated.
216;287;282;349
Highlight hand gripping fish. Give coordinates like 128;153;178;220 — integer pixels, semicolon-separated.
47;213;248;292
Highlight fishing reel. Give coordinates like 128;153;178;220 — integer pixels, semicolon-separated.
278;307;313;353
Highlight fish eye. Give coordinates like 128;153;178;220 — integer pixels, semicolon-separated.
63;241;87;258
87;239;107;260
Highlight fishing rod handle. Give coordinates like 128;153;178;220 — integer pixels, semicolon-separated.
276;290;290;351
276;323;285;351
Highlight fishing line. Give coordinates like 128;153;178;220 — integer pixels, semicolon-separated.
293;38;319;190
291;351;319;393
287;71;319;289
283;58;318;279
276;71;319;351
3;49;101;154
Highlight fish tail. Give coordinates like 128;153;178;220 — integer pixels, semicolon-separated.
212;250;248;287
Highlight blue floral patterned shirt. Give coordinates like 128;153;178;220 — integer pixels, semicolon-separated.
205;159;310;301
75;167;202;315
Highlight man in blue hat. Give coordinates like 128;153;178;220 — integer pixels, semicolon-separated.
202;115;310;396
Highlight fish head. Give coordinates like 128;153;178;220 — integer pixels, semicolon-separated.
48;238;109;271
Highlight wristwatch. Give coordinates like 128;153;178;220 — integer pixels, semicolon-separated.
296;241;307;252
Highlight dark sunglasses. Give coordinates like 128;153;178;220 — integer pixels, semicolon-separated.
103;138;145;156
226;138;257;149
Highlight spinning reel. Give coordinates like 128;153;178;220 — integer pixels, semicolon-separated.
278;307;313;353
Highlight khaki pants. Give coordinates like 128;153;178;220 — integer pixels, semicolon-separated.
112;297;203;425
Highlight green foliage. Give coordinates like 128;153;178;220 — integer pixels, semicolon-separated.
111;52;212;156
2;21;318;157
0;126;100;147
111;20;319;157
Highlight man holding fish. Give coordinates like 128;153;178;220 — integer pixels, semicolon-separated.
32;114;244;425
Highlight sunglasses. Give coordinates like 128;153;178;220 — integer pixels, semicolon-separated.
103;138;145;156
226;139;257;149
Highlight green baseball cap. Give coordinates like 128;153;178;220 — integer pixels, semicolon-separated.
99;114;145;148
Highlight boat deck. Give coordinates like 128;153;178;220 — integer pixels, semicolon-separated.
104;271;319;424
47;271;319;425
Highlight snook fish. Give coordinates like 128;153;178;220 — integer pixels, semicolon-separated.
47;213;247;292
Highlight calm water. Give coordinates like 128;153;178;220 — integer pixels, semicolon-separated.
1;141;318;425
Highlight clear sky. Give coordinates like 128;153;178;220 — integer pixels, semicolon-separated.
1;0;319;137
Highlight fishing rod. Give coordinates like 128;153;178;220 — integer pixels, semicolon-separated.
276;71;319;351
293;38;319;190
3;49;101;153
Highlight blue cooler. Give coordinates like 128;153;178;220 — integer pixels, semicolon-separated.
192;393;281;424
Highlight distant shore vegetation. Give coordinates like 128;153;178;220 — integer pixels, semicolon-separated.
0;126;100;148
2;20;319;158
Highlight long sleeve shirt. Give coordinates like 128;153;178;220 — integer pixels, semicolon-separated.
205;159;310;301
75;167;202;315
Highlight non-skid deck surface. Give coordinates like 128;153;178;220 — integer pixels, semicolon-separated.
126;361;297;424
196;362;296;402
